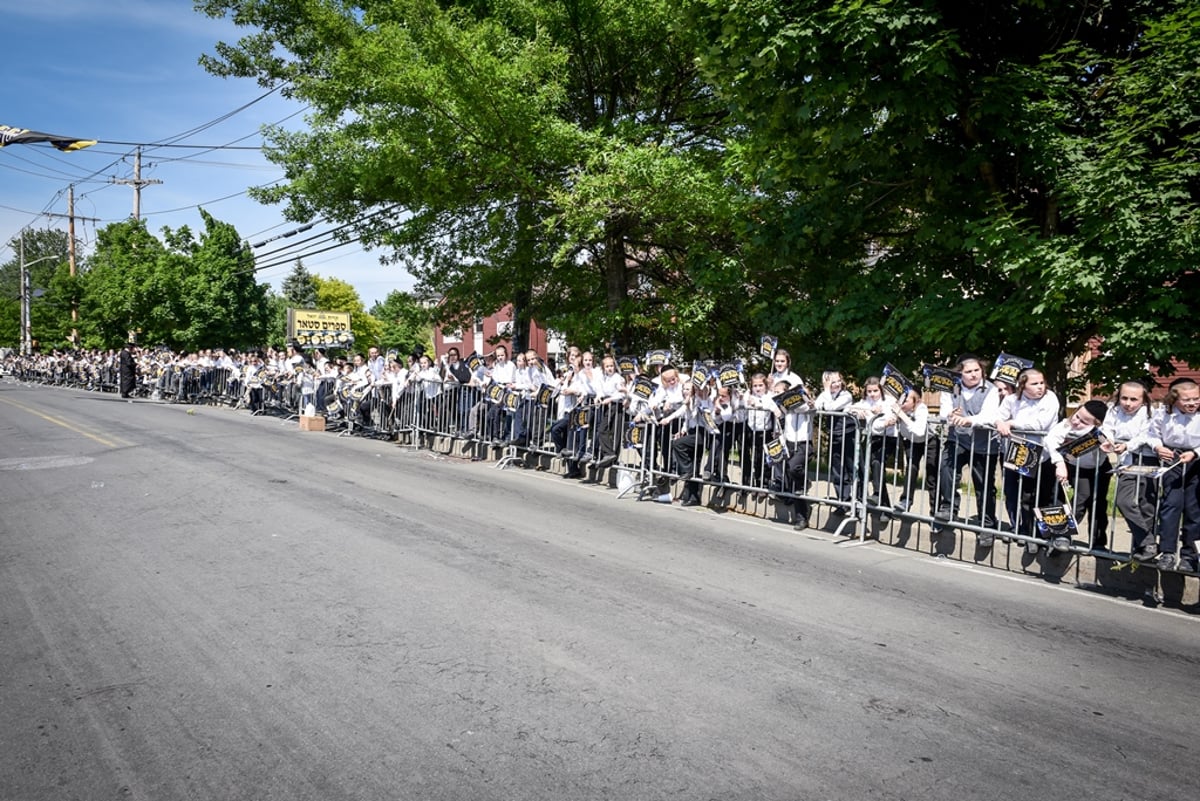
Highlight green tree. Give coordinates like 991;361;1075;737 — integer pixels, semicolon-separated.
280;260;318;308
167;210;271;350
79;215;271;350
30;262;83;350
313;274;383;354
78;219;173;348
687;0;1200;389
197;0;747;360
369;290;433;358
264;291;291;349
0;228;71;350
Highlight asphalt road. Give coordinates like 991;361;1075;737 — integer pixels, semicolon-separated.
1;379;1197;801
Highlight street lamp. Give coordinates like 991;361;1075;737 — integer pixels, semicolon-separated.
19;248;62;357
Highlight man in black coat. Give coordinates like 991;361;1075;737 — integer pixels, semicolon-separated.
118;342;137;399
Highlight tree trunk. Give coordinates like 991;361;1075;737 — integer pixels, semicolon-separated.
604;215;631;352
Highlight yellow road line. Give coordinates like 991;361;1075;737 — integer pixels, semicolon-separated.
0;396;134;449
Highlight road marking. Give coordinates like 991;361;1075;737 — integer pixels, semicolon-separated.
0;455;96;471
0;396;134;449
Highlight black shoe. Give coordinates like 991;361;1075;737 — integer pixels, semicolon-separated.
977;532;995;548
593;456;617;469
1178;558;1199;574
680;496;700;507
700;469;713;481
892;501;909;514
933;508;952;522
577;453;592;465
1154;553;1177;571
563;469;582;479
793;518;809;531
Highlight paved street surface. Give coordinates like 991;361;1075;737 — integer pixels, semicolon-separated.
2;380;1197;801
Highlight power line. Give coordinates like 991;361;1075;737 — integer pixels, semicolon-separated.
96;141;264;151
250;206;402;263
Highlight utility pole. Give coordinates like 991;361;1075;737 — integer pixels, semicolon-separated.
68;185;79;345
112;147;162;219
19;234;28;356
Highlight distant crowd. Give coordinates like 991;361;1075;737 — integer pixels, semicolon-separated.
6;345;1199;579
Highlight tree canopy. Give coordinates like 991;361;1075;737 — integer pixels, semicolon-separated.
197;0;750;359
369;289;434;358
190;0;1199;388
313;275;384;351
77;214;271;350
686;0;1200;389
0;228;72;349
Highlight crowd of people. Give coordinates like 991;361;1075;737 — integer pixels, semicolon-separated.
5;344;1199;577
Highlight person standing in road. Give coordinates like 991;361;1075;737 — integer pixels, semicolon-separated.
118;342;137;399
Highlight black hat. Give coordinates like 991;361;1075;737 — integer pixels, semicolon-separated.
1082;399;1108;424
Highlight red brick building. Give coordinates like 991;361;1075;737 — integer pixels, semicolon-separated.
432;304;562;363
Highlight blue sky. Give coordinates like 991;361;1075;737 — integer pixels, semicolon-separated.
0;0;413;307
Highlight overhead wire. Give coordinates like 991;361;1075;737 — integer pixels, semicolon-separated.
2;84;405;286
239;205;406;279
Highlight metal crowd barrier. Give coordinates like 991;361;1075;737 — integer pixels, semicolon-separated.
8;364;1177;571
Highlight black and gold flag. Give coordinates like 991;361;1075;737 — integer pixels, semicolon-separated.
0;125;96;151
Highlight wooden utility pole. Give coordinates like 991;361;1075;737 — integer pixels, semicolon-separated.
112;147;162;219
68;185;79;345
19;234;28;356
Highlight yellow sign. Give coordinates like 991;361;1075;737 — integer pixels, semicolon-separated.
287;309;355;349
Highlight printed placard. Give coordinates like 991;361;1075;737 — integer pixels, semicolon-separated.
1035;504;1077;537
691;362;710;388
881;363;913;401
486;383;505;404
573;405;592;428
645;349;672;368
992;352;1034;387
764;436;789;465
1063;428;1104;460
617;355;639;376
1004;439;1043;477
922;364;960;394
759;334;779;361
626;422;646;449
718;362;742;388
466;352;483;372
774;386;808;413
535;385;555;408
631;376;655;401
